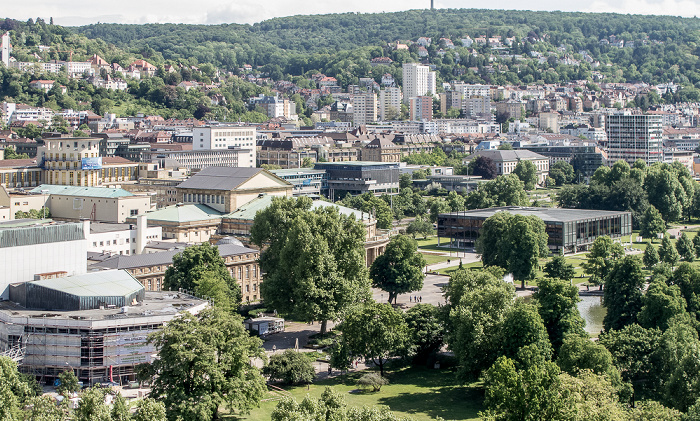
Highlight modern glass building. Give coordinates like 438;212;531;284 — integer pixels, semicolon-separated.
437;206;632;254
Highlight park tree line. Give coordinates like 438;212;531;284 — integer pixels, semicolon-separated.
559;159;699;229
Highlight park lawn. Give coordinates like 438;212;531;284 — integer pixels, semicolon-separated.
415;236;461;252
420;253;452;265
227;366;483;421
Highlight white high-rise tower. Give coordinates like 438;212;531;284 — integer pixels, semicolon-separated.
402;62;437;104
1;32;10;68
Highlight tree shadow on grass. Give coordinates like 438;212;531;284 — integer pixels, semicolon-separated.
376;385;484;420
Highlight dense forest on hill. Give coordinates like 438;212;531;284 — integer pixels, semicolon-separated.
71;9;700;87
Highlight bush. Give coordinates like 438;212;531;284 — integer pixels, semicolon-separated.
263;350;315;385
307;331;339;348
356;373;389;392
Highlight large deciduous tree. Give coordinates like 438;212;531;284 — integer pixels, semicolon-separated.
143;307;266;421
163;242;242;310
549;161;575;186
604;256;645;331
543;255;575;284
533;277;586;352
476;212;548;288
405;303;444;365
338;302;409;376
251;196;370;334
639;206;665;240
513;160;538;190
370;235;426;304
582;236;624;287
470;155;498;179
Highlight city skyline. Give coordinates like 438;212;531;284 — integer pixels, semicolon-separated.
3;0;699;27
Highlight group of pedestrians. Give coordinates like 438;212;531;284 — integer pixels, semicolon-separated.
409;296;422;303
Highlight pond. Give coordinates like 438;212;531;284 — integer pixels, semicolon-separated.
578;294;607;336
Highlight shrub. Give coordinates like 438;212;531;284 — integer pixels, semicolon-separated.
57;370;80;395
356;373;389;392
263;350;315;385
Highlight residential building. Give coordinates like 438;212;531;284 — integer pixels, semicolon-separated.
409;96;433;121
87;218;161;257
379;87;402;120
352;93;378;126
605;112;663;165
402;63;436;104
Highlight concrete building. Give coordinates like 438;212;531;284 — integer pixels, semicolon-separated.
361;137;402;163
605;112;663;165
402;63;436;104
464;150;550;185
270;168;328;196
29;185;153;223
192;126;256;167
0;271;208;386
1;32;10;68
0;220;88;299
141;147;244;170
352;93;378;126
38;138;104;187
379;87;402;120
176;167;293;213
0;159;44;189
437;207;632;254
87;217;162;257
314;161;400;199
409;96;433;121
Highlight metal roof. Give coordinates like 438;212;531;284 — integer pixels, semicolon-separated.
176;167;263;191
29;184;135;198
30;270;143;297
223;194;369;222
442;207;631;223
140;204;223;223
93;244;257;270
0;222;85;248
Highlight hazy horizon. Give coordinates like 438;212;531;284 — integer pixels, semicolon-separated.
3;0;699;27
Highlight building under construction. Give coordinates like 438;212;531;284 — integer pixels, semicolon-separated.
0;270;208;385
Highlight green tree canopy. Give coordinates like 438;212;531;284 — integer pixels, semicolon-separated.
638;280;687;330
251;196;370;334
676;232;694;262
582;236;624;287
143;307;266;421
163;242;242;310
543;255;575;283
263;350;315;385
639;206;666;240
338;302;409;376
405;303;444;365
513;160;538;190
533;277;586;352
659;236;680;267
643;243;660;269
370;235;426;304
549;161;575;186
604;256;645;331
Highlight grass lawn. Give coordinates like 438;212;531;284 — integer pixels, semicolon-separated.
415;236;461;252
226;366;482;421
421;253;452;265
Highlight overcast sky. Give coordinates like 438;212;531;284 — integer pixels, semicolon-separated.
5;0;700;26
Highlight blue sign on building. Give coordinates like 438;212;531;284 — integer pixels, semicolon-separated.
81;157;103;170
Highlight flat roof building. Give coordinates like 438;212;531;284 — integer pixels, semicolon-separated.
437;206;632;254
313;161;400;199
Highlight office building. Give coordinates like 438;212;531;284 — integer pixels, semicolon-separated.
352;93;378;126
192;126;256;167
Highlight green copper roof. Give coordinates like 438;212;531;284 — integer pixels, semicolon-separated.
141;204;223;223
224;194;369;222
29;184;134;198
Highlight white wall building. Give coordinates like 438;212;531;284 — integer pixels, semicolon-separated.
87;216;162;256
402;63;436;104
379;87;402;121
192;126;256;168
0;221;88;299
352;92;378;126
1;32;10;68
